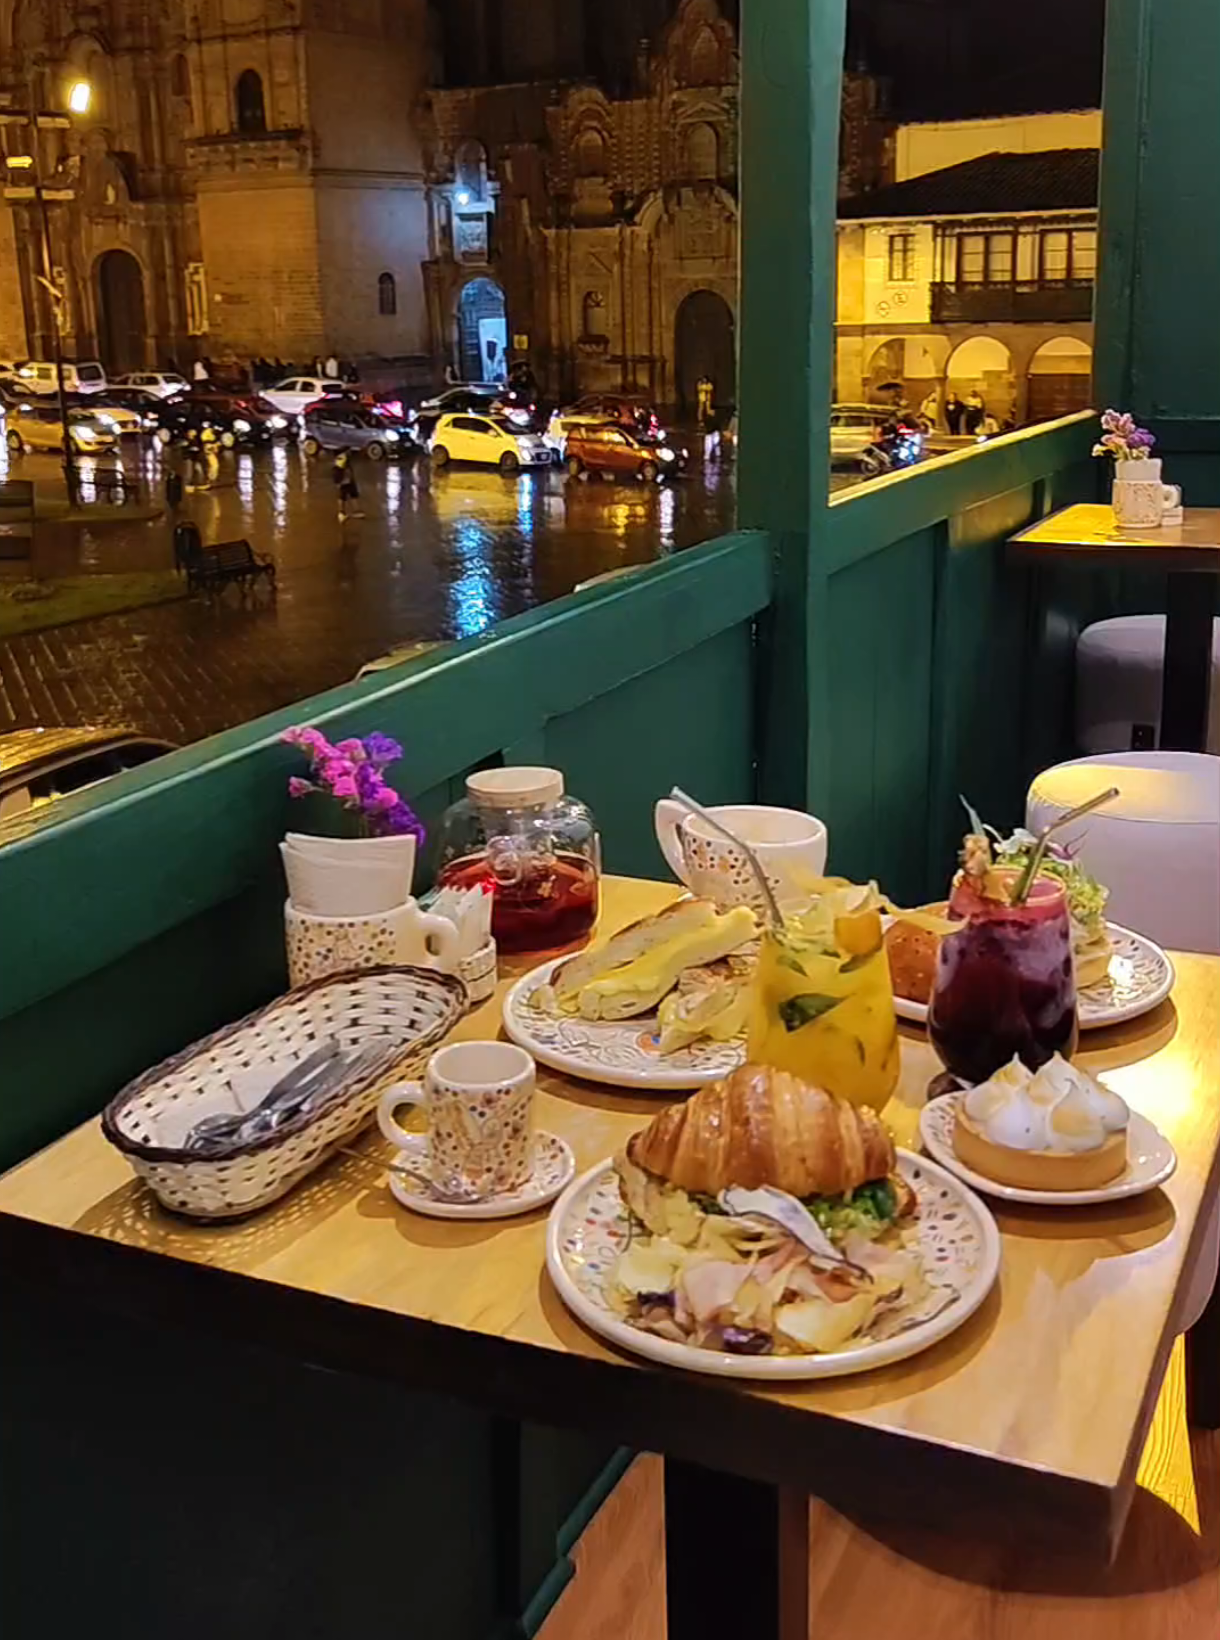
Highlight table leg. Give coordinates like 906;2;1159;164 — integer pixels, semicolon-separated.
664;1459;810;1640
1186;1275;1220;1430
1161;572;1214;751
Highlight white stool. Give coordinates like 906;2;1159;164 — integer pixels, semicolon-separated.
1075;615;1220;755
1028;751;1220;1335
1027;752;1220;954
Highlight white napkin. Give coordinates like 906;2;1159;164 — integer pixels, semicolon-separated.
425;885;493;960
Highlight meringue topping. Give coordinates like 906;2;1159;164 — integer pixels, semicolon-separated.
961;1055;1129;1154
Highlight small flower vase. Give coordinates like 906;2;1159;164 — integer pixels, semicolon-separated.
1112;458;1182;529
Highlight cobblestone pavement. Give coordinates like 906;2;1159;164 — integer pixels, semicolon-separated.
0;440;736;745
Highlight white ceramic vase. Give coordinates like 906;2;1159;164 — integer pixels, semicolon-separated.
1112;458;1182;529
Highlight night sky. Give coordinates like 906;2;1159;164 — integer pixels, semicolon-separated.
846;0;1106;120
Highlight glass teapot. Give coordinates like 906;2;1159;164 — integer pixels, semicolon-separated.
435;767;600;955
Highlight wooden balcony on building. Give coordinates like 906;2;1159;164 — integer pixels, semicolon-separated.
931;278;1095;325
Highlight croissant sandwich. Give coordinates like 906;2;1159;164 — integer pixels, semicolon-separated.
615;1063;914;1247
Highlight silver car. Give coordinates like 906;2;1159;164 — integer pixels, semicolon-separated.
300;402;411;460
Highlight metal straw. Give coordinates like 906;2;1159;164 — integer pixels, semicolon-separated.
668;786;785;930
1010;785;1120;905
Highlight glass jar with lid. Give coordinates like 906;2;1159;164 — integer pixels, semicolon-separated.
435;767;600;954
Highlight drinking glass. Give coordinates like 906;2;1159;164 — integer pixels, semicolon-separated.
929;870;1077;1085
747;900;900;1109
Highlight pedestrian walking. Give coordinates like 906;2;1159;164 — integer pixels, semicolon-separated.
920;388;940;430
192;357;208;383
944;392;964;435
695;374;714;431
333;449;362;522
964;390;986;435
324;353;339;379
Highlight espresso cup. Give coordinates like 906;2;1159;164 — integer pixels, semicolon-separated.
654;800;828;912
377;1040;536;1200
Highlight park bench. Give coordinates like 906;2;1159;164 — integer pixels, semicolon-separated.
182;536;276;597
0;479;34;559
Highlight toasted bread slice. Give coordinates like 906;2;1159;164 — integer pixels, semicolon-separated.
576;905;758;1021
544;898;722;1008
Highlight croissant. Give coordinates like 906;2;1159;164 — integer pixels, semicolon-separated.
625;1063;895;1199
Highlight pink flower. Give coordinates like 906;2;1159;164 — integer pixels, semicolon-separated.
287;776;315;799
282;725;333;757
335;738;367;761
330;776;358;800
319;757;357;786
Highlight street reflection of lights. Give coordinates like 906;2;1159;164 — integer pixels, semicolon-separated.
516;474;534;531
658;484;676;549
236;452;255;510
385;463;402;511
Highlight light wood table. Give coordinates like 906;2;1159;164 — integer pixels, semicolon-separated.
1;877;1218;1640
1008;502;1220;749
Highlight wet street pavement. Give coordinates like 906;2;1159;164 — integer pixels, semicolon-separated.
0;439;736;745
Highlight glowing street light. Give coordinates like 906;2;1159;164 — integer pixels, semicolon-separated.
5;154;34;169
67;81;92;114
455;190;470;207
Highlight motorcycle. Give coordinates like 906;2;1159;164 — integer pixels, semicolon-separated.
858;419;924;477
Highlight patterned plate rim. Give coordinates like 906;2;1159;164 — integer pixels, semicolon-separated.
502;957;745;1091
388;1131;576;1220
919;1096;1177;1206
545;1148;1001;1380
893;922;1174;1032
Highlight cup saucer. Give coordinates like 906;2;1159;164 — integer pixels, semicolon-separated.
387;1131;576;1221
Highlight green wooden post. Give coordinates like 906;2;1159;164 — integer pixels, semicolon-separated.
740;0;845;819
1096;0;1220;498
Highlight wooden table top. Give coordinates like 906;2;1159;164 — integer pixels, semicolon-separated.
2;876;1217;1555
1009;503;1220;572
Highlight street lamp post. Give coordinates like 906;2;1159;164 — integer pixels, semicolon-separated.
0;72;90;508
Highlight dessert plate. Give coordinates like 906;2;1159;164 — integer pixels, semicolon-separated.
388;1130;575;1220
893;922;1174;1032
503;957;745;1091
546;1149;1000;1380
919;1095;1177;1206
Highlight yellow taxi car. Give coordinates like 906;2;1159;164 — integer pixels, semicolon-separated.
5;403;118;456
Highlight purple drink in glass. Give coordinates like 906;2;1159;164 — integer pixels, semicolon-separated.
929;870;1078;1085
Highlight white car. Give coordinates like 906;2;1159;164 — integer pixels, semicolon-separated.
263;376;349;418
429;412;551;472
543;411;591;459
18;359;107;395
113;370;189;399
830;406;881;464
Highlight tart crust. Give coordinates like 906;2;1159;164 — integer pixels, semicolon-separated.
953;1105;1128;1191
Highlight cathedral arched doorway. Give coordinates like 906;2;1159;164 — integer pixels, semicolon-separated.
674;290;735;416
95;250;147;375
457;277;507;383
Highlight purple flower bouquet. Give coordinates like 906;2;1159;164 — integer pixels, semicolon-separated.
282;725;425;843
1092;409;1156;464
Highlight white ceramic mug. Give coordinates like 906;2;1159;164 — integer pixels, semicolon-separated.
284;896;460;987
378;1040;535;1200
654;801;829;912
1113;459;1182;529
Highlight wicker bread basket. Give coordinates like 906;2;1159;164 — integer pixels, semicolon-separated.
102;965;467;1220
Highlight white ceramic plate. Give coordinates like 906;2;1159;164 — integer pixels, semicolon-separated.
893;922;1174;1032
546;1149;1001;1380
503;957;746;1091
919;1096;1177;1206
388;1130;575;1220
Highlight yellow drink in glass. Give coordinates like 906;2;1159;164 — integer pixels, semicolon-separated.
747;894;901;1109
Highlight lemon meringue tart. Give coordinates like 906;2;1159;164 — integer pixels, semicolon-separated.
953;1055;1129;1192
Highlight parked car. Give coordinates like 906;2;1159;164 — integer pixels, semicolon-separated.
72;392;150;437
5;403;118;456
262;375;350;419
151;388;289;448
0;727;175;827
112;370;190;399
17;359;107;395
301;401;411;460
85;387;163;429
545;393;663;457
412;385;526;443
830;405;882;465
564;423;686;482
428;412;551;472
